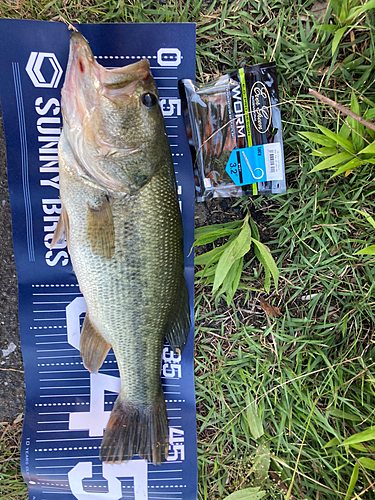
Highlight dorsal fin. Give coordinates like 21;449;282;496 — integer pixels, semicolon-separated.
164;280;191;354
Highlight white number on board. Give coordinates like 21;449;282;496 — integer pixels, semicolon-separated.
68;460;148;500
69;373;120;436
167;427;185;461
162;346;182;379
157;48;181;67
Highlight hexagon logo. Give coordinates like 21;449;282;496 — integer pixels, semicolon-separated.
25;52;63;88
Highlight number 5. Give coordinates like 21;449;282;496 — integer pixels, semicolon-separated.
68;461;148;500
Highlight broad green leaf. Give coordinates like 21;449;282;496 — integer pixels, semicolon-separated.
350;90;361;116
350;443;375;452
228;255;244;305
324;437;340;448
310;152;353;172
193;228;240;248
311;146;337;157
352;209;375;230
245;392;264;440
221;256;244;305
195;266;216;279
253;443;270;486
344;463;359;500
196;252;224;282
339;122;351;141
364;108;375;120
251;239;279;292
341;426;375;446
213;219;251;292
249;218;260;240
329;158;364;177
347;92;365;151
358;457;375;471
250;238;271;292
223;486;266;500
329;0;343;17
219;261;238;296
362;96;375;108
339;0;349;23
194;242;230;266
355;245;375;256
316;24;337;33
328;409;362;421
263;266;271;293
358;140;375;155
332;27;347;56
299;131;336;147
194;220;242;238
316;124;355;153
347;0;375;21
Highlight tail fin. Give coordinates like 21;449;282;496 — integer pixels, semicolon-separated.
99;395;169;465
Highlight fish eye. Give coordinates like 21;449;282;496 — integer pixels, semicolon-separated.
141;93;158;109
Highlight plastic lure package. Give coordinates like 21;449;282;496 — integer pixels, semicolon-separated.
182;63;286;201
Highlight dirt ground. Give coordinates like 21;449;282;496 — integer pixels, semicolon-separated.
0;106;25;423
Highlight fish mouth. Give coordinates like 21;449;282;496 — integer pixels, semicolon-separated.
60;32;155;194
63;32;151;106
62;31;153;128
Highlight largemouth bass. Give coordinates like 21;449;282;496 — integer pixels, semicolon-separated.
52;32;191;465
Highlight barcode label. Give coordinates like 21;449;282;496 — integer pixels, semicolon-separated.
264;143;283;181
269;153;275;172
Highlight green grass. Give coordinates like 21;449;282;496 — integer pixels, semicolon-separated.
1;0;375;498
0;417;28;500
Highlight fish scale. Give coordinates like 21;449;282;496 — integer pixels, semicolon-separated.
53;32;190;465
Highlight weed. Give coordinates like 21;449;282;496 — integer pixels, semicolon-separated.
0;416;27;500
300;93;375;178
194;212;279;306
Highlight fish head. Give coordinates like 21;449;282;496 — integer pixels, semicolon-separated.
61;32;168;193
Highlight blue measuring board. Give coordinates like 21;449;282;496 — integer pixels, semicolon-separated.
0;19;197;500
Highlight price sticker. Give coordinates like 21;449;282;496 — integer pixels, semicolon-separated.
225;143;283;186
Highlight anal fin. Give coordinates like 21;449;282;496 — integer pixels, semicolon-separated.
80;314;111;373
164;280;191;354
87;196;115;258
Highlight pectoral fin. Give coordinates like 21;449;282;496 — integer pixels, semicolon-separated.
50;205;70;252
87;196;115;258
80;314;111;374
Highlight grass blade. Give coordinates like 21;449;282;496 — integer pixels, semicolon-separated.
315;124;355;153
344;463;359;500
223;487;267;500
251;238;279;292
341;427;375;446
310;152;353;172
355;245;375;255
332;26;347;56
358;457;375;471
245;392;264;440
